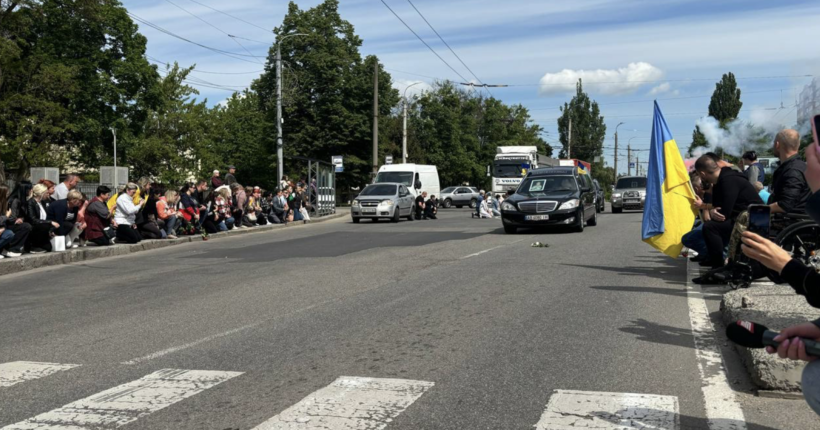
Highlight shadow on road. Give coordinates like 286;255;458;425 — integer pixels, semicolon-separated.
618;318;695;349
563;262;684;285
591;409;783;430
591;285;688;298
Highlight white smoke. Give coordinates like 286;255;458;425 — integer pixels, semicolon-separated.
692;107;793;157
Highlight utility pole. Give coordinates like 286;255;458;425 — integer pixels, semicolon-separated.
627;145;632;176
614;122;624;181
372;60;379;177
109;128;117;188
636;156;640;176
567;116;572;159
274;33;307;183
276;43;284;183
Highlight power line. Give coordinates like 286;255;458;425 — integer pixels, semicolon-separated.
404;0;490;97
127;12;265;63
147;56;264;75
528;88;791;111
184;0;274;34
378;0;469;83
163;0;264;64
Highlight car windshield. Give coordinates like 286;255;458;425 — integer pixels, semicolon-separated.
441;187;456;193
360;184;397;196
517;176;577;196
494;163;527;178
616;177;647;189
375;171;413;186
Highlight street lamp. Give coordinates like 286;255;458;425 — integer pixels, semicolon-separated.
276;32;308;183
402;82;422;164
109;127;117;188
614;122;624;181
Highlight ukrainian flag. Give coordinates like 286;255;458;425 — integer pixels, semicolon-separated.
641;101;697;258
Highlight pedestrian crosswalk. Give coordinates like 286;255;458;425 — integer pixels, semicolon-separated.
0;361;691;429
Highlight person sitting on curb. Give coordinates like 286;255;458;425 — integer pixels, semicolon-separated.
46;190;84;249
85;186;114;246
114;183;144;244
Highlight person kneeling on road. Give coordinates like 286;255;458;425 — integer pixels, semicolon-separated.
424;194;438;220
415;191;427;220
737;138;820;417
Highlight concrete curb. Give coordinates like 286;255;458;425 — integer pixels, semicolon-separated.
0;211;347;277
720;283;820;392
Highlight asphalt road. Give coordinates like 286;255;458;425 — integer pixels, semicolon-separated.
0;207;815;429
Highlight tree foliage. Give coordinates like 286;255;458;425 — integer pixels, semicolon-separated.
688;72;743;155
0;0;160;177
556;80;606;162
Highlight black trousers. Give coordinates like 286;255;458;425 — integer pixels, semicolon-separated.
6;222;31;253
415;207;424;220
116;224;142;244
90;235;111;246
703;219;734;267
54;221;75;236
28;222;53;251
138;221;162;240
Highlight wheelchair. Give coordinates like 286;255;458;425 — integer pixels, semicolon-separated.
717;213;820;290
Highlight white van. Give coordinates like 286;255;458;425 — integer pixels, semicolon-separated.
375;164;440;198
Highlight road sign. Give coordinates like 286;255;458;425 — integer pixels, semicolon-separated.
335;166;344;173
629;162;636;168
332;155;343;166
385;155;393;165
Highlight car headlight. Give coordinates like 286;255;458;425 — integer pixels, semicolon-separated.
501;201;516;211
559;199;580;210
381;199;394;206
612;193;621;199
352;200;359;206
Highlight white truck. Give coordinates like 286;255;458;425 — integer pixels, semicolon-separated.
374;163;441;198
491;146;557;194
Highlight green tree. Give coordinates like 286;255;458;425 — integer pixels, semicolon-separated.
254;0;399;189
0;0;160;177
687;72;742;155
556;80;606;162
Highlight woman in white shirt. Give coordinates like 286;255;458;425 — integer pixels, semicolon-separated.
114;183;144;244
479;194;493;218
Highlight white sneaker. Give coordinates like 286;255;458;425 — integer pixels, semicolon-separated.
5;251;22;258
30;248;47;254
0;254;4;259
71;243;79;249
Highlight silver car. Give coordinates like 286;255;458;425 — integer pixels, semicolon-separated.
351;183;415;223
611;176;647;213
439;186;480;208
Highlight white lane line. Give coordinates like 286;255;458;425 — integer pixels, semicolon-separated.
460;239;524;260
121;322;262;365
0;362;79;388
2;369;242;430
535;389;679;429
686;258;747;430
251;376;434;429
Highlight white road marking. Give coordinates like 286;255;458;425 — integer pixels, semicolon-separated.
535;389;679;429
251;376;433;429
460;239;524;260
2;369;242;430
686;259;747;430
0;362;79;388
121;322;262;365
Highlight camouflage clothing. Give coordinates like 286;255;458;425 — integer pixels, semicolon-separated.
728;211;749;261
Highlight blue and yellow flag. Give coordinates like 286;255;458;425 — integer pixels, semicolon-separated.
641;101;697;258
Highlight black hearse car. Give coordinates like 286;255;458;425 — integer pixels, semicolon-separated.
500;167;598;234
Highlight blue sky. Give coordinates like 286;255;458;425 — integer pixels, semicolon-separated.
124;0;820;174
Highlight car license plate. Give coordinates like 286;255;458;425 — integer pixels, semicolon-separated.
525;215;549;221
626;199;640;203
363;208;376;214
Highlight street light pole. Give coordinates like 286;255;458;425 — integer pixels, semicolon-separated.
275;33;307;184
402;82;421;164
614;122;624;182
109;127;117;188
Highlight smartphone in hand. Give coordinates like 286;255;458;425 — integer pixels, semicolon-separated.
747;204;771;237
813;114;820;156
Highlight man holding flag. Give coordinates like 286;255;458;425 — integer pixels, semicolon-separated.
642;101;698;258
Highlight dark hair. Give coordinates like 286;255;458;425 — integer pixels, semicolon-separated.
741;151;757;161
197;179;207;186
96;185;112;196
703;152;721;163
0;185;9;213
10;180;32;204
695;155;719;173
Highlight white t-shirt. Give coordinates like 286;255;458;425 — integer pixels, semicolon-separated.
54;182;69;200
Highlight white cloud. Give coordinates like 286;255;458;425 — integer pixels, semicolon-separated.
392;79;432;98
648;82;670;95
537;62;664;96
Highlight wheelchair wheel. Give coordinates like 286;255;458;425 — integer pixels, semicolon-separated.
768;221;820;283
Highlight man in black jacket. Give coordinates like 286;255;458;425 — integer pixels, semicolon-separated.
695;155;763;268
768;129;810;215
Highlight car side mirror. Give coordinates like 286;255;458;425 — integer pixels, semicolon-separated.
415;181;422;189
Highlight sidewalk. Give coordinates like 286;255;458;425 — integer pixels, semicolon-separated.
0;211;347;277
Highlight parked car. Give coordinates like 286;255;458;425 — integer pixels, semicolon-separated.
350;183;415;223
593;179;605;213
439;186;480;209
611;176;647;213
500;167;597;234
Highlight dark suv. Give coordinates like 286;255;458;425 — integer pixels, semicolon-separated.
500;167;598;234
